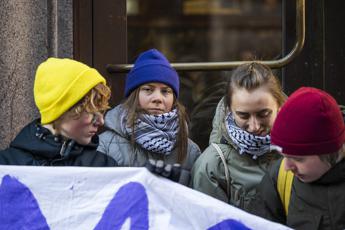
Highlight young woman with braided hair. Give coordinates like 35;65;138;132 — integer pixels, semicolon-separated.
192;62;285;211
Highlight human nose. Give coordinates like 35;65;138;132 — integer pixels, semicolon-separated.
284;158;295;171
98;115;105;126
151;90;163;103
91;112;105;126
246;117;260;134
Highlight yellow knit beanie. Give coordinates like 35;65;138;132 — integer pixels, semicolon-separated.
34;58;106;124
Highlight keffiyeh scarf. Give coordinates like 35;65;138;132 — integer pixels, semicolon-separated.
225;112;271;159
121;108;179;156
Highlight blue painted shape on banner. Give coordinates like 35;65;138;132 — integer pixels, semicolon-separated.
95;182;149;230
208;219;252;230
0;175;49;230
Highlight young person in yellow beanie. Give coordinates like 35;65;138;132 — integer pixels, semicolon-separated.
0;58;117;166
249;87;345;229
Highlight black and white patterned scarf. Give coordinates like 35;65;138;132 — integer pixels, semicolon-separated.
121;107;179;156
225;112;271;159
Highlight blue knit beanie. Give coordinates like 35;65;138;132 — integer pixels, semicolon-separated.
125;49;179;97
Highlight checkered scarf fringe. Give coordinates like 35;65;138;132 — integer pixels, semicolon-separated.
225;112;271;159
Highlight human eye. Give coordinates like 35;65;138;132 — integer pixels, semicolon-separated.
96;111;105;116
236;112;249;120
141;86;153;93
90;112;98;124
88;111;105;124
287;156;304;163
161;87;173;95
258;110;272;118
294;157;305;162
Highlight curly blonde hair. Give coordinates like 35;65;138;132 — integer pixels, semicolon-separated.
56;83;111;121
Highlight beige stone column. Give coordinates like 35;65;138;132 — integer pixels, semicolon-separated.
0;0;73;149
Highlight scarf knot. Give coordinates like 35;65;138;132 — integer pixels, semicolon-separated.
121;107;179;155
225;112;271;159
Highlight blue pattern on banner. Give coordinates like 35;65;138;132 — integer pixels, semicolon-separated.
0;175;50;230
94;182;149;230
0;175;252;230
208;219;252;230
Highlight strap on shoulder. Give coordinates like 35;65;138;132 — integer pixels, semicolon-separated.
211;143;230;200
277;158;294;215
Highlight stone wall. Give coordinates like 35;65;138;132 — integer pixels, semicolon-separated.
0;0;73;149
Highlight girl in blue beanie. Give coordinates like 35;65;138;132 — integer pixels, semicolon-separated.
98;49;201;186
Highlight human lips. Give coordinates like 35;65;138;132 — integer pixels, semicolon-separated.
295;173;303;179
251;129;267;136
291;171;304;180
148;108;164;114
89;130;98;136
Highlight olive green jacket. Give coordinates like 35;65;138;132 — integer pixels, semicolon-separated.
191;97;280;210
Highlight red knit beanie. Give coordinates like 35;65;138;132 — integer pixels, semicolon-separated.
271;87;345;156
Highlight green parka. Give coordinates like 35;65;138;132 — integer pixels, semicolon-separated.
191;97;280;210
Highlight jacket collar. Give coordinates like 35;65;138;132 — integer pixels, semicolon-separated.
10;119;98;159
314;159;345;184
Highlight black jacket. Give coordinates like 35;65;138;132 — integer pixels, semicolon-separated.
249;158;345;230
0;120;117;167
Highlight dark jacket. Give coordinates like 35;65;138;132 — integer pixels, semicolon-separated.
249;158;345;230
0;120;117;167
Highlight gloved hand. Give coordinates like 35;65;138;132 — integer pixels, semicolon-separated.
144;159;181;182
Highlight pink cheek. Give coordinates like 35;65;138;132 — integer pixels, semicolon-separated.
72;119;92;131
138;100;145;109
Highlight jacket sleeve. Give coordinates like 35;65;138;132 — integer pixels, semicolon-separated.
209;97;226;144
186;139;202;166
97;132;109;154
97;131;129;166
191;145;229;203
183;139;201;187
248;160;286;225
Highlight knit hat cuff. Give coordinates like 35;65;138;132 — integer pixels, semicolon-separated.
125;64;179;97
272;128;345;155
40;68;105;124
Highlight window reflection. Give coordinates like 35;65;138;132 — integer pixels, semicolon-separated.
127;0;282;150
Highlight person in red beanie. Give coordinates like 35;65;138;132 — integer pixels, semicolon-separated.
249;87;345;229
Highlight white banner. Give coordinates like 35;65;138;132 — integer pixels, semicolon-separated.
0;166;290;230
